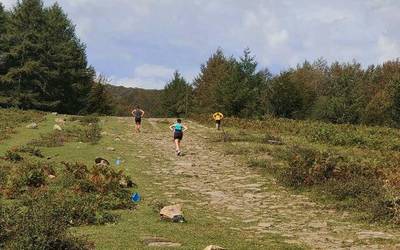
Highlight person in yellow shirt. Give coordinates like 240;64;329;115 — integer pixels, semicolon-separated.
213;112;224;130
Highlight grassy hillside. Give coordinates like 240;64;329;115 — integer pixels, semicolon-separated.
0;109;302;249
193;115;400;224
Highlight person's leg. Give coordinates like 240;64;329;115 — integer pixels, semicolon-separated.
174;139;180;151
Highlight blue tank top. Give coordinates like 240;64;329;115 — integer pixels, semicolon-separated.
174;123;183;132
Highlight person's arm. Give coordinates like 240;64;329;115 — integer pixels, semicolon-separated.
169;124;175;131
182;125;188;132
212;113;216;120
221;113;224;119
141;110;145;117
131;109;136;116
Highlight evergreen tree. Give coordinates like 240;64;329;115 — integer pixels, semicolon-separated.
219;48;268;117
85;76;114;115
44;3;94;113
0;0;93;113
193;49;232;113
162;71;192;117
0;3;9;102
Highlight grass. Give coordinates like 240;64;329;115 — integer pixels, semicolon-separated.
0;110;302;249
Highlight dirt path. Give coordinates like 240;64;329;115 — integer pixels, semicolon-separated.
123;118;400;249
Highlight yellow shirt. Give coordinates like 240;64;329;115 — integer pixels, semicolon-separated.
213;112;224;121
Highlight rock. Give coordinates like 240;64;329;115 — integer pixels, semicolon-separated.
53;124;62;131
51;112;58;115
95;157;110;166
160;204;186;222
48;175;56;179
106;147;115;151
55;118;66;125
203;245;226;250
115;138;121;142
147;242;182;247
26;123;38;129
143;237;182;248
101;131;108;136
266;140;283;145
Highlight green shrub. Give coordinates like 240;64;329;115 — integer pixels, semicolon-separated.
79;123;102;144
4;150;23;162
1;198;92;250
29;131;66;147
16;145;44;158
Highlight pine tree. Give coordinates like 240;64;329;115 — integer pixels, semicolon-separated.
0;3;9;102
0;0;94;113
45;3;94;113
193;49;232;113
0;0;49;109
85;76;114;115
162;71;192;117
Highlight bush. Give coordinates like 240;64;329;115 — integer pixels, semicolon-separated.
16;145;44;158
29;131;66;147
79;123;102;144
4;150;23;162
0;198;92;250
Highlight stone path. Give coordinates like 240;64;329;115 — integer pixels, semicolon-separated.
120;118;400;249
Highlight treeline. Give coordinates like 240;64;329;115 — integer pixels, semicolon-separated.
106;84;163;117
0;0;112;114
163;48;400;127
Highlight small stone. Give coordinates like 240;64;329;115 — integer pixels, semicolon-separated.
147;242;182;247
143;237;182;248
54;118;66;125
48;175;56;179
160;204;185;222
95;157;110;166
26;123;38;129
203;245;226;250
266;140;283;145
106;147;115;151
53;124;62;131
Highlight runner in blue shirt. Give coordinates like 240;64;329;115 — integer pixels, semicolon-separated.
169;119;188;156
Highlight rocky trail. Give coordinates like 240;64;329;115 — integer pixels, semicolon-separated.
118;118;400;249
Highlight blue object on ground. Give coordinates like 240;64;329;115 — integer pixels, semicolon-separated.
116;159;121;166
131;192;141;202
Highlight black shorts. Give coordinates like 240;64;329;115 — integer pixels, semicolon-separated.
174;131;183;140
135;117;142;124
216;120;221;125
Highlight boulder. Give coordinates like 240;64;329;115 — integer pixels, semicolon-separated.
160;204;186;223
55;118;66;125
106;147;115;151
53;124;62;131
95;157;110;166
26;123;38;129
203;245;226;250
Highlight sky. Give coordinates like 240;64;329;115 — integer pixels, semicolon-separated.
2;0;400;89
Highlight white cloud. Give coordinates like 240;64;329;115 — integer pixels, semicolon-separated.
3;0;400;86
111;64;175;89
377;35;400;63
